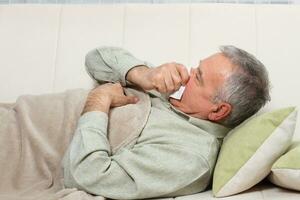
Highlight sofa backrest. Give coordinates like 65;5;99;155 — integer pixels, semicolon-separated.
0;4;300;137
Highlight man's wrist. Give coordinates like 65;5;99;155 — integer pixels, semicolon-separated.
126;65;150;86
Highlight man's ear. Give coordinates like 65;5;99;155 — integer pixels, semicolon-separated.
208;102;232;122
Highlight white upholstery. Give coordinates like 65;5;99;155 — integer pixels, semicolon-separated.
1;3;300;199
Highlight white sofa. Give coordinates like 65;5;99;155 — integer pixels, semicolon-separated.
1;3;300;200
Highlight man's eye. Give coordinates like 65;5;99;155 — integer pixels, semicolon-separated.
196;71;203;85
196;72;201;81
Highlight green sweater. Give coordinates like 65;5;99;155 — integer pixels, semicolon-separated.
62;47;230;199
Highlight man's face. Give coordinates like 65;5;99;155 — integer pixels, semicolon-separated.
169;52;234;120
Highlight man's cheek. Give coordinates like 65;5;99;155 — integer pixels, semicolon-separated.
181;81;194;101
185;76;196;92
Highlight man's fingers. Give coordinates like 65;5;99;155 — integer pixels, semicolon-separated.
153;73;168;93
170;67;183;91
157;81;168;94
151;62;189;94
176;64;189;85
112;95;139;107
124;95;139;105
164;71;176;93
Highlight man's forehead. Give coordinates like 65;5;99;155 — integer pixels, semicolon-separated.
197;53;235;84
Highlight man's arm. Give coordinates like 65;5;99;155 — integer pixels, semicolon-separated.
85;46;189;95
85;46;153;87
62;83;209;199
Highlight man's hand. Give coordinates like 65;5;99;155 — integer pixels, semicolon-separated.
82;83;139;115
126;62;189;94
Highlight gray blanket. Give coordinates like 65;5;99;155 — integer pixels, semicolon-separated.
0;88;151;200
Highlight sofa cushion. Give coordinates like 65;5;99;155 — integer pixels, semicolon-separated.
212;107;297;197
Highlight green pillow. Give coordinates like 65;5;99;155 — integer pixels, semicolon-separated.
213;107;297;197
269;142;300;191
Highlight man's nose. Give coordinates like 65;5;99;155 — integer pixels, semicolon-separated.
189;68;196;76
183;68;194;84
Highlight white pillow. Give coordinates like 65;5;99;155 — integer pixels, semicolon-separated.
269;142;300;191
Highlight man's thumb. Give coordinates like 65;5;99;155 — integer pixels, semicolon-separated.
125;96;139;104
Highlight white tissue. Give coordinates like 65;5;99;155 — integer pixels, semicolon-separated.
169;85;186;100
169;67;190;100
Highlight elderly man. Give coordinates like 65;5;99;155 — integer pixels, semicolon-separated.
62;46;270;199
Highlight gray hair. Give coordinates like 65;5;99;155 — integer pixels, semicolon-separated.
213;45;271;128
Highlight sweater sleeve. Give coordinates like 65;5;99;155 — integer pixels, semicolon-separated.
62;111;210;200
85;46;166;100
85;46;154;87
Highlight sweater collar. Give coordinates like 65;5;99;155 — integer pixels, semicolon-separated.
155;92;231;138
167;101;231;139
